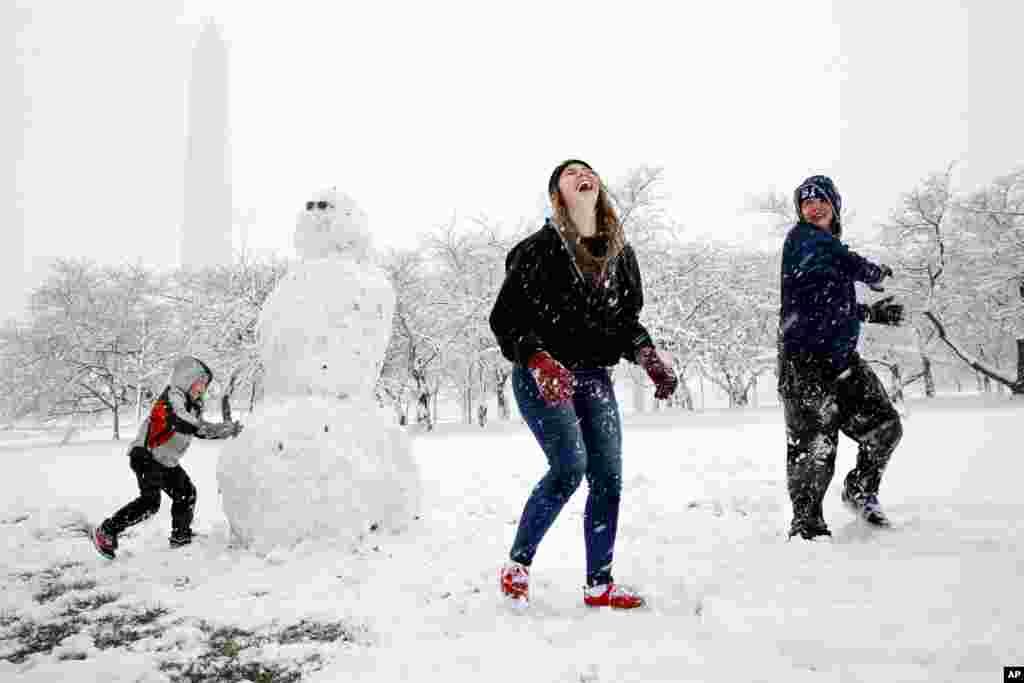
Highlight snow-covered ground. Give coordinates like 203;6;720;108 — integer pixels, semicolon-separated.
1;394;1022;682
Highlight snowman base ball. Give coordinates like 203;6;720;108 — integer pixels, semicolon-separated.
217;396;421;554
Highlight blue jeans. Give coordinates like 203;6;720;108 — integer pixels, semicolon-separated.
509;365;623;587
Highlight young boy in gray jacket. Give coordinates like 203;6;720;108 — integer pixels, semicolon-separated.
92;356;242;559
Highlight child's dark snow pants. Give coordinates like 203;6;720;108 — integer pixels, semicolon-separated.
780;354;903;527
104;447;197;536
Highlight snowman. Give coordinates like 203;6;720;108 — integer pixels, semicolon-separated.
217;188;421;554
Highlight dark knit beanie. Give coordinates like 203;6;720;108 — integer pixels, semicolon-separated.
548;159;593;198
794;175;843;237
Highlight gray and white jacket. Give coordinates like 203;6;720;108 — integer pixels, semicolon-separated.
131;356;233;467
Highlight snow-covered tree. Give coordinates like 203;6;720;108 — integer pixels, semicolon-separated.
422;217;511;426
878;165;963;397
957;168;1024;392
378;248;449;430
12;260;177;438
633;235;721;411
689;248;777;407
168;254;289;414
881;165;1024;395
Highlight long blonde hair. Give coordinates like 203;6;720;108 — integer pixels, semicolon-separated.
550;181;625;276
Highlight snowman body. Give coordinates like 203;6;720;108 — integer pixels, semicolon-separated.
217;189;420;553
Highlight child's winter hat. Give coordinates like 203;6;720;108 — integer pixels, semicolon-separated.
794;175;843;237
548;159;593;197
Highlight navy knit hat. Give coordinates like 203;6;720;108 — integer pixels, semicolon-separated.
794;175;842;237
548;159;593;198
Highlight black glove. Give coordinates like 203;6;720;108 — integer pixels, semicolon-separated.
863;295;903;326
868;264;894;292
198;420;243;439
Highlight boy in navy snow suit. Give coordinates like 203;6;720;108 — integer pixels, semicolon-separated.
92;356;243;559
778;176;905;540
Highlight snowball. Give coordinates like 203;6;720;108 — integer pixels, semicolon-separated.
217;397;421;554
258;258;394;400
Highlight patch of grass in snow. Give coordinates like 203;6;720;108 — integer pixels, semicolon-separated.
276;619;363;644
162;658;303;683
2;617;85;664
57;649;87;661
158;619;366;683
59;592;120;617
2;599;364;677
91;606;172;649
33;579;97;604
0;604;171;664
159;623;299;683
0;513;30;525
12;560;82;583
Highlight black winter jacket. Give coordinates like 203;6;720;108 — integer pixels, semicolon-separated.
489;221;653;369
778;221;886;381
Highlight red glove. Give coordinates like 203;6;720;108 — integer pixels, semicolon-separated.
637;347;678;400
527;351;574;407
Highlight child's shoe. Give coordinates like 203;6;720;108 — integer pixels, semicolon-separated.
92;524;117;560
583;583;646;609
499;561;529;601
169;529;194;548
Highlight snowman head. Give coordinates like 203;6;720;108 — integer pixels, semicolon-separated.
294;187;372;261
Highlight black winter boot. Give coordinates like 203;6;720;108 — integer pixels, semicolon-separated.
169;529;194;548
788;516;832;542
842;479;891;527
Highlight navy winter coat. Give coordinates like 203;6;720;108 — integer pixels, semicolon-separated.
489;221;653;369
778;221;886;378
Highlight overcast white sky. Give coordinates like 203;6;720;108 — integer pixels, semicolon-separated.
8;1;1023;317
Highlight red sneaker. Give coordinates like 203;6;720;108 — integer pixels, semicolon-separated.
499;561;529;601
583;583;645;609
92;525;117;560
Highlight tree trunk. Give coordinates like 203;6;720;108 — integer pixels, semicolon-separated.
730;383;749;408
671;370;696;413
495;369;510;420
411;368;433;431
921;355;935;398
416;391;432;430
1016;338;1024;395
677;376;694;411
112;402;120;441
383;388;407;425
463;365;473;425
632;374;647;414
889;364;904;402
